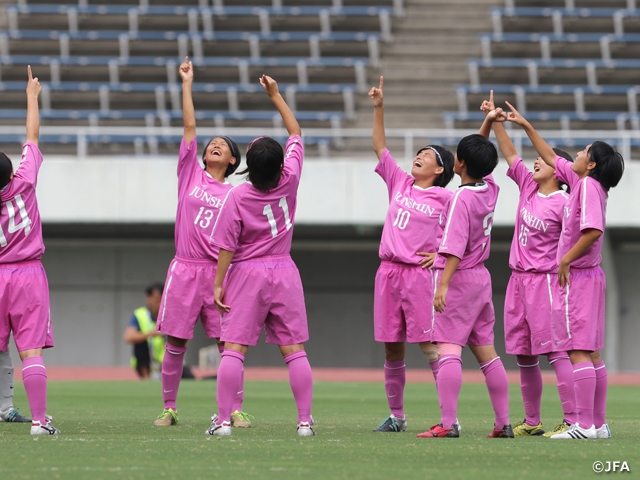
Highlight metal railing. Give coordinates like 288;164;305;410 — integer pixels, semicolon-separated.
1;125;637;161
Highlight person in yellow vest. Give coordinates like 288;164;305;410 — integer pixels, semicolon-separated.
124;282;194;380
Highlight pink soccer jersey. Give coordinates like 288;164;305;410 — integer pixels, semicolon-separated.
175;137;234;261
434;175;500;270
376;149;454;264
211;135;303;260
507;158;568;273
0;142;44;264
554;156;607;268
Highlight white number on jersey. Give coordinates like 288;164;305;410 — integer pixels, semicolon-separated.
263;197;293;238
0;194;32;247
518;224;530;247
392;208;411;230
481;212;494;251
194;206;214;229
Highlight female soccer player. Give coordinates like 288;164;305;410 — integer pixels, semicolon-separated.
503;102;624;440
0;66;59;435
369;76;455;432
417;112;512;439
209;74;314;437
480;93;577;437
153;57;251;428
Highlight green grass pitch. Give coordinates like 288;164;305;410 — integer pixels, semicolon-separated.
1;380;638;479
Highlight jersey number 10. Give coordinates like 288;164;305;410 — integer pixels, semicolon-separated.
0;194;32;247
263;197;293;238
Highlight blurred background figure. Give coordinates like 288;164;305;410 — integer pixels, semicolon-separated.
123;282;194;380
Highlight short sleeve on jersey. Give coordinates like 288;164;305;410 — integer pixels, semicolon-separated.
128;314;141;331
178;136;199;177
438;194;470;260
554;156;578;190
283;135;304;178
374;149;409;197
14;142;43;187
210;188;242;252
506;157;535;193
578;179;605;233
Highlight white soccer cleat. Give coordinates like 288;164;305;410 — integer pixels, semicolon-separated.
297;421;316;437
550;423;596;439
30;420;60;435
205;415;231;436
596;423;611;439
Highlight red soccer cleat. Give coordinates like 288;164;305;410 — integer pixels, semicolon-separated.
416;423;460;438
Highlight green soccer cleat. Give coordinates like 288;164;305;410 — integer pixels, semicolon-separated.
543;420;571;438
513;419;545;436
373;414;407;432
154;408;179;426
230;410;254;428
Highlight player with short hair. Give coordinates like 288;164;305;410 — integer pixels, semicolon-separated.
208;74;314;437
417;114;513;439
503;102;624;440
153;57;251;428
480;93;577;437
0;66;60;435
368;76;455;432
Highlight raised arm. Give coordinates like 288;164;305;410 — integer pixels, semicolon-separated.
180;57;196;144
480;91;518;167
25;66;41;146
369;76;386;159
260;75;301;137
505;101;556;168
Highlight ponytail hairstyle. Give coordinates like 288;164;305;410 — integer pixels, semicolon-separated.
587;141;625;191
237;136;284;192
0;152;13;215
202;136;242;178
416;145;455;188
552;148;574;193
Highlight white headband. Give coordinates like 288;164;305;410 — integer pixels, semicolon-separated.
422;146;443;166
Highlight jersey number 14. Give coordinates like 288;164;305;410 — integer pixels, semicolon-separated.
0;194;32;247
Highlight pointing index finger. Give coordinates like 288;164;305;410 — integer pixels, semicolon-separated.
379;76;384;91
28;65;33;80
489;89;494;105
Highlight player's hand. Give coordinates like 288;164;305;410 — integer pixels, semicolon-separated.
480;89;495;116
486;107;507;123
433;283;448;313
558;259;571;288
368;76;384;108
26;66;41;98
417;251;436;269
214;285;230;314
504;101;528;126
259;74;279;97
179;57;193;83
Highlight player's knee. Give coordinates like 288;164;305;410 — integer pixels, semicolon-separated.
420;343;439;362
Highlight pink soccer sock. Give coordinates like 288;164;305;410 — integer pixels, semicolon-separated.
547;352;577;424
480;357;510;428
437;355;462;429
429;360;439;384
232;367;245;413
21;356;47;424
384;360;406;418
284;351;313;423
216;351;245;423
516;355;542;426
162;344;186;411
573;362;596;429
593;361;608;428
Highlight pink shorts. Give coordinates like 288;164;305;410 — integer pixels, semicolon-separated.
0;260;54;352
431;265;495;347
504;271;562;355
157;256;220;339
552;266;606;352
374;261;434;343
220;255;308;347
